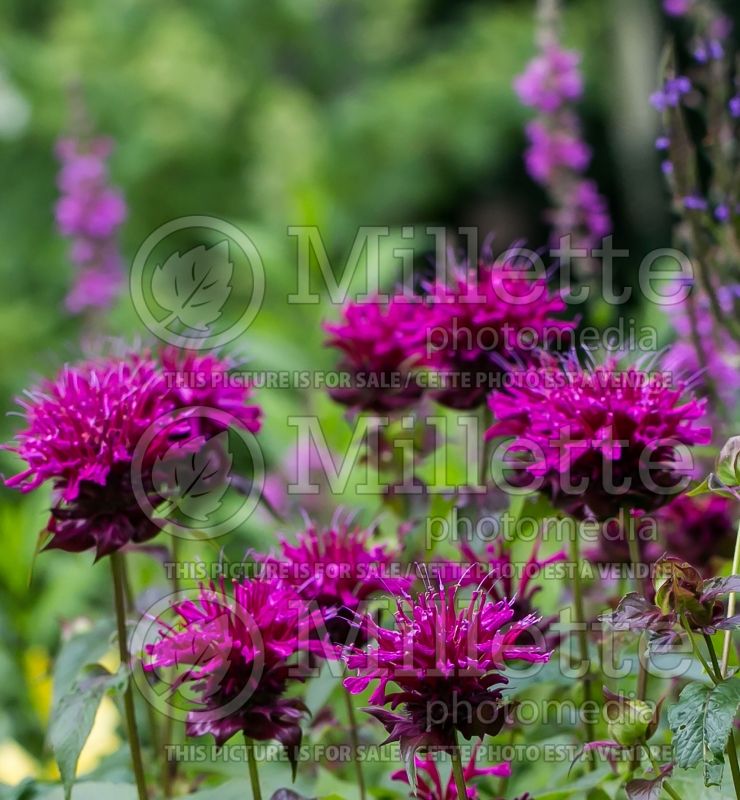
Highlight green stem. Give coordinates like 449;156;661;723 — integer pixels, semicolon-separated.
111;552;149;800
121;557;162;785
244;735;262;800
645;747;684;800
626;513;650;705
478;405;492;488
681;614;716;683
162;536;181;798
498;728;515;796
727;731;740;800
721;519;740;677
571;525;596;770
343;685;366;800
704;633;722;681
450;732;468;800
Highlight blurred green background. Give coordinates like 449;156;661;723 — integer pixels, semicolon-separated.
0;0;733;797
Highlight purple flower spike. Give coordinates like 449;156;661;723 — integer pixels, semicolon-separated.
514;45;583;113
515;23;611;255
55;136;127;314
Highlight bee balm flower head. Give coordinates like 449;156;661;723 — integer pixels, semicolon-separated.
5;354;172;557
324;294;426;413
256;520;412;646
144;577;324;761
486;355;711;521
422;257;573;409
344;586;550;756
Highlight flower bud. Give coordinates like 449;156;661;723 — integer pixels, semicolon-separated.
607;699;655;746
716;436;740;491
654;556;714;627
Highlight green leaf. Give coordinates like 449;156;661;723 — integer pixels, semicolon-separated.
668;682;711;770
51;620;114;705
668;678;740;788
48;664;127;800
704;678;740;785
687;478;711;497
26;527;52;589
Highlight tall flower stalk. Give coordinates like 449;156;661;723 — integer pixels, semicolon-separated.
515;0;611;275
55;92;127;317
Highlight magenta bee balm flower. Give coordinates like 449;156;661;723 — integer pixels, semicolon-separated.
324;294;426;413
455;538;567;644
160;346;262;435
486;356;712;521
422;258;573;409
659;494;736;574
5;354;171;557
344;586;550;755
5;347;262;557
589;495;736;575
144;578;323;760
256;521;412;646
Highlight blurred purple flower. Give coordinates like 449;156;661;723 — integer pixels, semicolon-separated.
324;295;426;413
682;194;707;211
515;28;611;255
650;77;692;112
663;0;694;16
453;537;567;645
256;520;412;646
523;120;591;184
714;204;730;222
662;283;740;411
514;45;583;113
420;257;573;409
159;346;262;435
659;494;736;573
55;137;126;314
